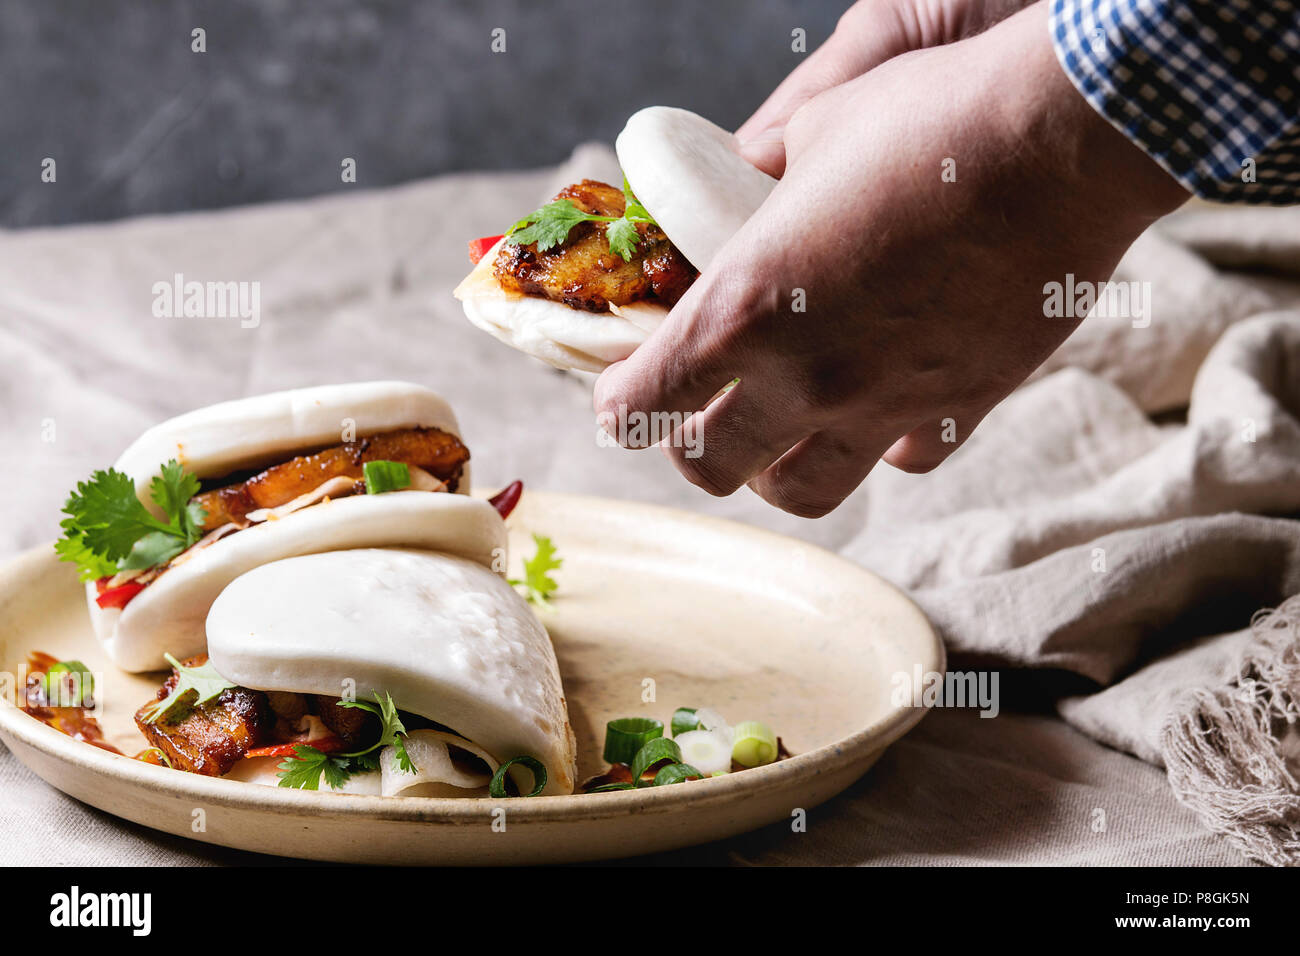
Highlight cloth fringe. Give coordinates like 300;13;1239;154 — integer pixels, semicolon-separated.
1161;595;1300;866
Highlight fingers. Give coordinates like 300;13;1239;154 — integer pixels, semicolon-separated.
660;381;812;497
593;277;753;447
748;429;891;519
735;44;853;177
735;1;917;177
882;406;993;473
734;34;865;177
881;420;957;474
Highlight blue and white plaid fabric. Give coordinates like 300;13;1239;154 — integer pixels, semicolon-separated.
1050;0;1300;204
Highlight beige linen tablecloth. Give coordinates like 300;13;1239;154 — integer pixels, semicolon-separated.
2;145;1297;866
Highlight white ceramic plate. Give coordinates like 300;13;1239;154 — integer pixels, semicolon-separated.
0;491;942;864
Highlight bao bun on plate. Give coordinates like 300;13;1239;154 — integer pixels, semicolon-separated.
454;106;777;373
89;381;504;673
208;548;578;796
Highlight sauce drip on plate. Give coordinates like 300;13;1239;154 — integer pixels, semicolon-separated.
21;651;123;756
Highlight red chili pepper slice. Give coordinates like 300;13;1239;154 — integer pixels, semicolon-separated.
95;580;146;610
488;480;523;519
468;234;505;265
244;737;347;760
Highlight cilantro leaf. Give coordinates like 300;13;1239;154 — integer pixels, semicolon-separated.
152;460;205;542
509;534;562;607
275;692;424;787
350;749;382;773
339;691;406;748
505;175;658;260
140;653;238;724
606;217;642;262
120;531;188;571
621;174;654;222
391;735;415;773
276;745;344;790
330;692;416;775
507;200;595;252
55;460;207;580
54;532;118;581
58;468;168;569
319;753;354;791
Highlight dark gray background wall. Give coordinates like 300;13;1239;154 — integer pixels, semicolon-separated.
0;0;844;227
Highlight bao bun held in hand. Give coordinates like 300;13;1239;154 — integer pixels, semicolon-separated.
454;107;776;372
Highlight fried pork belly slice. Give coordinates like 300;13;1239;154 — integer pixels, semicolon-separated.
266;690;310;740
134;657;273;776
493;179;697;312
312;694;379;748
191;426;469;532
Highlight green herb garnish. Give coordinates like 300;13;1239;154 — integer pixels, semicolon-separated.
42;660;94;707
140;653;238;724
505;175;655;262
276;745;354;791
362;459;411;494
276;691;417;790
508;534;562;607
55;460;206;580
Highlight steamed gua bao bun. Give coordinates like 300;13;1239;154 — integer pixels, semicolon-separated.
207;548;578;796
454;107;777;372
85;381;506;673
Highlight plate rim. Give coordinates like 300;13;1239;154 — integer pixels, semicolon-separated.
0;490;945;826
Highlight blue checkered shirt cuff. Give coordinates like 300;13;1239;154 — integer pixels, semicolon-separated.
1050;0;1300;204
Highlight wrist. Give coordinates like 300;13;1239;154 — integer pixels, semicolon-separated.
980;3;1189;232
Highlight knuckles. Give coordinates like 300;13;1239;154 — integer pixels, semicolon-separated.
751;468;845;519
676;453;745;498
887;451;945;475
763;486;842;519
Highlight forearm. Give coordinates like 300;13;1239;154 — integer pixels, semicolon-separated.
990;2;1190;235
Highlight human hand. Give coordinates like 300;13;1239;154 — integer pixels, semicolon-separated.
594;2;1189;518
737;0;1038;176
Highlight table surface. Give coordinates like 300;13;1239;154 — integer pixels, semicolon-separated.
0;147;1260;866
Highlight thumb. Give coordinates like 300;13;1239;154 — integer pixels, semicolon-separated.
735;5;912;176
593;278;741;446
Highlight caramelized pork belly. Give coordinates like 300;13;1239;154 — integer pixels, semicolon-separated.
493;179;697;312
312;693;378;747
192;426;469;531
134;659;387;776
134;657;273;776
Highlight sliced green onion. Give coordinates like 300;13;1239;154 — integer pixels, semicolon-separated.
489;755;547;797
44;660;93;706
652;763;703;786
731;721;778;767
589;782;635;793
674;729;733;776
670;707;700;737
602;717;663;765
362;459;411;494
630;737;682;786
